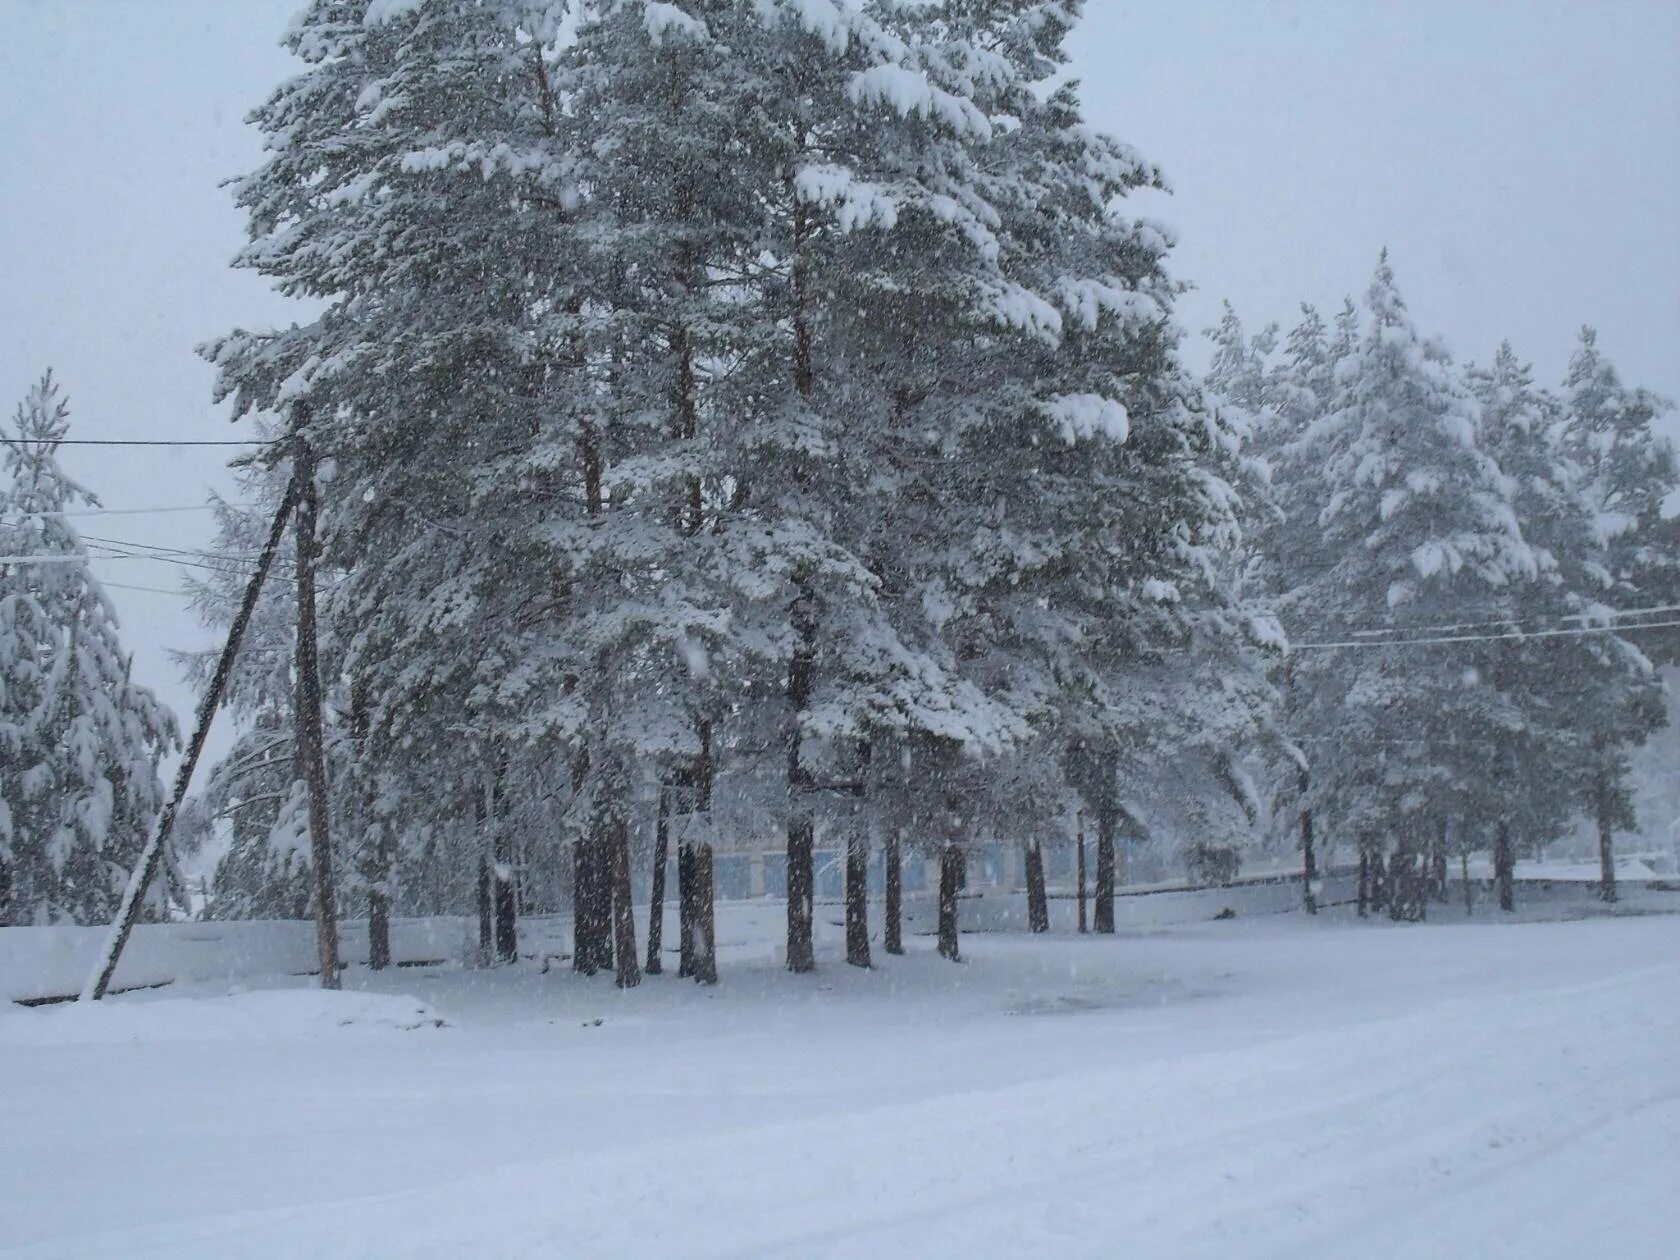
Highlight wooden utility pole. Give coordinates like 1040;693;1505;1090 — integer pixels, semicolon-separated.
82;473;301;1000
293;433;341;990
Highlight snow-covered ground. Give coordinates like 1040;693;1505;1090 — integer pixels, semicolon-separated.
2;905;1677;1258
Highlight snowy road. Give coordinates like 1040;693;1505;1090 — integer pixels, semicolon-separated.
2;911;1676;1258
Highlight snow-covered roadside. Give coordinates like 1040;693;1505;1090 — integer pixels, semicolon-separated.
2;913;1676;1258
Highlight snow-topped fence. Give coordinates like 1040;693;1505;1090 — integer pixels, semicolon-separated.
9;869;1675;1004
1;918;469;1005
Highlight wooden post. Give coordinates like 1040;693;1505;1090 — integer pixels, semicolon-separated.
81;474;301;1000
293;435;341;990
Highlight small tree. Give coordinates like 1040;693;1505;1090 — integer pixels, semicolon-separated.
0;372;178;925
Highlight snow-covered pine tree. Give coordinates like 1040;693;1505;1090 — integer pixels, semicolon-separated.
1281;256;1535;918
1555;330;1676;899
209;0;582;963
924;1;1274;930
0;372;178;925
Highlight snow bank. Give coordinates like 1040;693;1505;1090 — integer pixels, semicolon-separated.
0;988;445;1046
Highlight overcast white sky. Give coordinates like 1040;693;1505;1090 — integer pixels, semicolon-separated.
1;0;1677;763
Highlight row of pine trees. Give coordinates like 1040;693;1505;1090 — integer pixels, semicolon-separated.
2;4;1674;978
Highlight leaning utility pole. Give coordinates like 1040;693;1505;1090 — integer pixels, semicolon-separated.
293;432;341;990
82;473;301;1001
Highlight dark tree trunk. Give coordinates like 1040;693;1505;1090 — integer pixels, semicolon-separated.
677;836;696;978
368;865;391;972
1093;809;1116;934
883;831;903;956
691;843;718;985
352;680;391;971
572;843;593;974
937;845;962;962
785;582;817;975
1356;844;1370;918
476;855;493;965
491;752;517;964
786;817;816;973
1075;812;1088;933
1024;841;1049;934
1462;850;1474;916
646;788;670;975
1595;772;1618;904
1369;850;1390;914
1494;820;1515;912
573;839;612;975
293;436;340;990
1387;844;1425;923
493;850;517;965
1430;818;1450;903
691;723;718;984
609;818;640;989
1298;768;1317;915
845;832;870;968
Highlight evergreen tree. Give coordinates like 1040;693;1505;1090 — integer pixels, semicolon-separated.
0;372;177;925
1280;257;1535;917
1555;330;1676;899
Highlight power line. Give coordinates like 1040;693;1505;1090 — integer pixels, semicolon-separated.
1334;601;1680;641
103;580;189;597
1;437;276;448
16;504;233;518
1290;618;1680;652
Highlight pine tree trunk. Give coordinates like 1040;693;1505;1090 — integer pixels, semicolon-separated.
1356;845;1370;918
1595;772;1618;904
1431;818;1449;904
1369;850;1390;914
677;836;696;978
1024;841;1049;934
368;867;391;971
476;855;492;966
292;435;340;990
691;725;718;984
883;831;903;956
1093;809;1116;934
692;843;718;985
937;845;962;962
609;818;640;989
572;843;593;974
1075;812;1088;933
1298;768;1317;915
646;787;670;975
492;753;517;964
1494;820;1515;912
573;839;612;975
845;831;870;968
493;849;517;966
1462;850;1474;916
786;816;816;973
